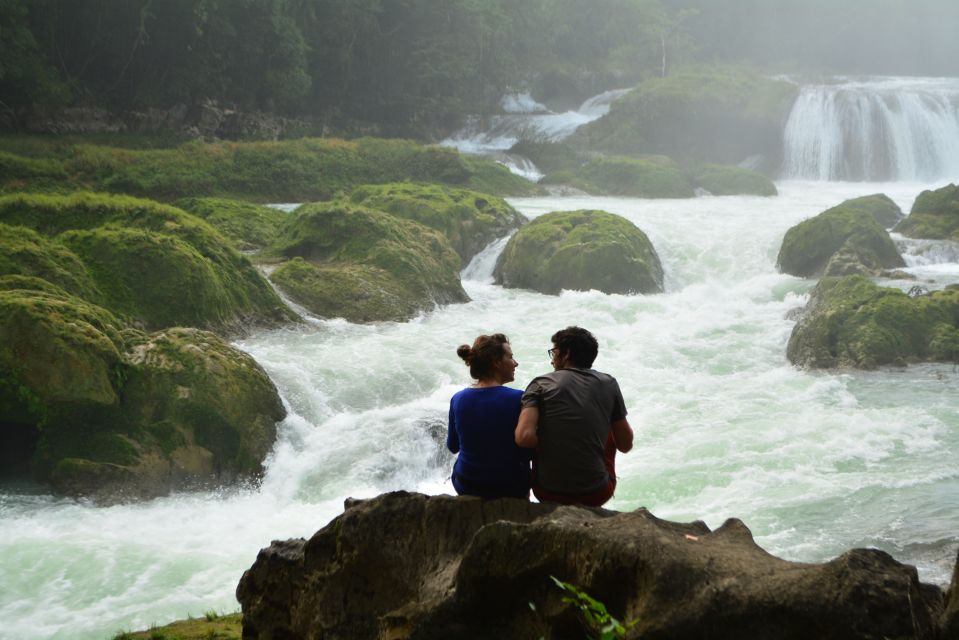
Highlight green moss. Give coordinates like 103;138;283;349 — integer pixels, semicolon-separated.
787;276;959;368
836;193;903;229
269;201;468;321
0;223;103;301
0;191;296;333
174;197;288;252
542;155;694;198
0;150;68;192
463;156;542;196
894;183;959;240
777;205;904;277
572;65;798;163
112;612;242;640
508;140;584;174
349;182;525;264
692;164;777;196
493;209;663;295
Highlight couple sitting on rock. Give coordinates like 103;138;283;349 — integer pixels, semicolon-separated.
447;326;634;507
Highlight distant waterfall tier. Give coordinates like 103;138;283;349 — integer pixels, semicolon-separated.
781;77;959;181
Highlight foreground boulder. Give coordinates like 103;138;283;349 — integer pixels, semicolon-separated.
787;276;959;369
0;280;285;500
0;191;296;334
268;201;468;322
894;183;959;240
349;183;526;265
777;200;905;277
237;491;949;640
494;210;663;295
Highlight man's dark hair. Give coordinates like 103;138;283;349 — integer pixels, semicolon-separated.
551;326;598;368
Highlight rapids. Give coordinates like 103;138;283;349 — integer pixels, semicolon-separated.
2;181;958;640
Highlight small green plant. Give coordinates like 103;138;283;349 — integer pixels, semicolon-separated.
204;610;220;622
550;575;638;640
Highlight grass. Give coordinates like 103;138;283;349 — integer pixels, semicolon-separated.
111;612;242;640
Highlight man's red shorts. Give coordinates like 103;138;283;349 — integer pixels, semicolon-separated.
532;432;617;508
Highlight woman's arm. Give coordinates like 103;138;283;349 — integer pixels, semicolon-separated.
514;406;539;448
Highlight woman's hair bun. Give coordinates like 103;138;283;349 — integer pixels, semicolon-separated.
456;344;472;363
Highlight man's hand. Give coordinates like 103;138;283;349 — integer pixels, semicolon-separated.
515;406;539;448
611;418;633;453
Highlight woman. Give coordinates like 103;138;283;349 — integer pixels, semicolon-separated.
447;333;531;499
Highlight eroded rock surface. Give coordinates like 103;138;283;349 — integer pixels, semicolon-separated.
237;491;948;640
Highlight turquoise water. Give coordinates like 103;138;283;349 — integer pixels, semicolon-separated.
1;181;957;639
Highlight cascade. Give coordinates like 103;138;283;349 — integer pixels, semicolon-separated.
781;77;959;181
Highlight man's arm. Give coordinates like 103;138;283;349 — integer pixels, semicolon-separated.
611;417;633;453
515;406;539;448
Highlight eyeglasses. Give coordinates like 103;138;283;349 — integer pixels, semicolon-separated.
547;348;556;359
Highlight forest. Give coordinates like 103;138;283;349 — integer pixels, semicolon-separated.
3;0;959;136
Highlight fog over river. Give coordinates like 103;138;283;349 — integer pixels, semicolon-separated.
2;178;958;640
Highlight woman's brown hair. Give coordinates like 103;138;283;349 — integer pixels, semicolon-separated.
457;333;509;381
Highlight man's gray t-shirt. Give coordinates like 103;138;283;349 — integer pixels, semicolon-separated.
521;367;627;495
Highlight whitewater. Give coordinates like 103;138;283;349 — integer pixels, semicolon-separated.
2;179;957;640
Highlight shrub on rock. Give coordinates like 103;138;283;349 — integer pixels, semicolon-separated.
894;183;959;240
777;203;905;277
542;156;694;198
175;197;288;251
0;191;295;334
493;210;663;295
269;201;468;322
349;183;525;265
787;276;959;369
693;163;777;196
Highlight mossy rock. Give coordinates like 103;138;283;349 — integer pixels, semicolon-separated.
269;201;468;322
0;223;103;301
894;183;959;240
692;164;777;196
838;193;904;229
542;155;694;198
508;139;585;174
0;191;296;334
349;183;525;265
777;205;905;278
0;286;286;499
174;197;288;252
571;65;798;165
493;210;663;295
787;276;959;369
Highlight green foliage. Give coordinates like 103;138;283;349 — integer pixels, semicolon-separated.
787;276;959;369
894;183;959;241
494;209;664;295
111;612;242;640
348;182;525;264
543;155;694;198
509;139;585;174
0;138;536;201
550;576;638;640
692;163;777;196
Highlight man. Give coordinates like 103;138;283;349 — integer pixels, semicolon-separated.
514;326;633;507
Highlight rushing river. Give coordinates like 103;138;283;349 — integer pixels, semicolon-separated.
2;181;959;640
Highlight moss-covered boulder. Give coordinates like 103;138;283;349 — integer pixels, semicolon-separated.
894;183;959;240
542;155;694;198
839;193;904;229
268;202;468;322
174;197;288;252
348;183;525;265
0;223;102;301
692;164;777;196
0;192;296;334
777;203;905;278
493;210;663;295
0;283;286;500
787;276;959;369
571;66;798;165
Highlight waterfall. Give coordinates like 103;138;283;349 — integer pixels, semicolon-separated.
781;77;959;181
